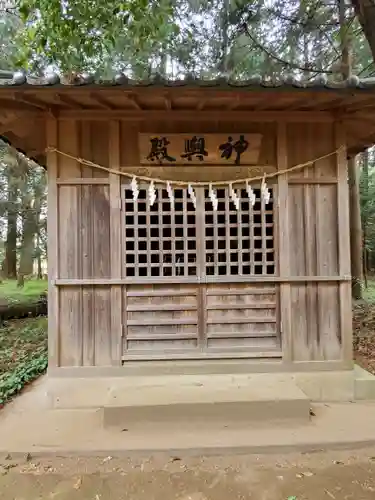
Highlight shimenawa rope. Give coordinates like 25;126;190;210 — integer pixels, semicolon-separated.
45;146;344;187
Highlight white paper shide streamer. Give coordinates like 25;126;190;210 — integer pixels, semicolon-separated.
246;180;256;206
148;180;157;206
229;183;240;210
188;184;197;208
209;183;218;211
261;176;270;205
130;176;139;201
166;181;174;204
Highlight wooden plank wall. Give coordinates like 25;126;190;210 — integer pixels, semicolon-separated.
54;120;120;366
280;122;351;362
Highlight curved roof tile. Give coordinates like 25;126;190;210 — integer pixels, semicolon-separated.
1;72;375;90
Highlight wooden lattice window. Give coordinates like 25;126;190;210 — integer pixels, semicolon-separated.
204;187;275;276
123;185;275;278
123;186;197;277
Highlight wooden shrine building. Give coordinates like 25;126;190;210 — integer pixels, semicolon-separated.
1;72;375;378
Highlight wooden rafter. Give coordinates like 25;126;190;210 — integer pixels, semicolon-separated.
126;94;142;109
196;100;208;110
90;92;115;109
226;95;240;110
13;92;52;111
55;93;85;108
164;93;172;110
344;96;375;113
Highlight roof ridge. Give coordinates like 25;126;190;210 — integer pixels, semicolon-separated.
0;71;374;89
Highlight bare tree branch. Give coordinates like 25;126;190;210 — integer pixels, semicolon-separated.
239;23;337;74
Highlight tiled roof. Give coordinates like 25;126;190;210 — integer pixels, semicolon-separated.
1;71;375;90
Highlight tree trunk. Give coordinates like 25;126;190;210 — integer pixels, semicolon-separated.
361;150;369;287
348;156;363;299
3;183;18;279
18;193;36;284
352;0;375;63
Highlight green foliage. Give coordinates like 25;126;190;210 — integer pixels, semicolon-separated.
0;317;47;405
0;279;47;305
14;0;177;72
0;317;47;376
362;280;375;303
0;0;371;79
0;351;47;405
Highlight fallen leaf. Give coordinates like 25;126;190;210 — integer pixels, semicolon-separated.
170;456;181;462
324;489;336;499
73;477;82;490
288;496;297;500
25;453;32;462
302;471;314;477
333;461;344;465
102;456;112;463
4;454;11;461
309;408;316;417
3;463;17;470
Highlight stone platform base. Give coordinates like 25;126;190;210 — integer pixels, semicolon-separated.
0;365;375;455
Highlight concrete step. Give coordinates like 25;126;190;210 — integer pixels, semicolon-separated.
101;376;310;428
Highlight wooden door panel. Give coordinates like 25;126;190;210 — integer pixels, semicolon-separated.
121;184;281;360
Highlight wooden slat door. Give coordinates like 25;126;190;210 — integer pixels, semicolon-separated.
121;184;280;361
201;187;280;356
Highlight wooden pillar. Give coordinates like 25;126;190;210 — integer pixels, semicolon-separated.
277;121;292;362
335;121;353;363
109;120;123;365
46;117;59;367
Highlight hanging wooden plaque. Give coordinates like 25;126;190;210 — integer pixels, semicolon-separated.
138;133;263;166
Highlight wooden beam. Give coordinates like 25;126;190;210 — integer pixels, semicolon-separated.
54;276;351;286
57;177;109;185
57;109;335;122
288;177;337;184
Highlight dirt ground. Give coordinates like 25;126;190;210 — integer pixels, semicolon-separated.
1;448;375;500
